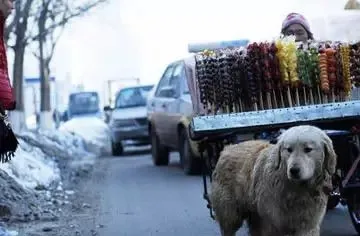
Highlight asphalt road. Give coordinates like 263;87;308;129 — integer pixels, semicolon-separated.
82;147;358;236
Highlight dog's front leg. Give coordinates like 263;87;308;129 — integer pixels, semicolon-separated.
220;228;237;236
293;227;320;236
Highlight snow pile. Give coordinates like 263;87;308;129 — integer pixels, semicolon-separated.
0;128;99;191
25;115;37;130
0;138;60;189
0;127;102;231
59;117;112;156
0;227;18;236
17;129;94;160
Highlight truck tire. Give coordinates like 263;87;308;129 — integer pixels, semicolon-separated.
112;142;123;156
179;128;201;175
151;128;169;166
327;194;340;210
347;193;360;234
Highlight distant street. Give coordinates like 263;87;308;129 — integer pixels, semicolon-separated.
65;148;358;236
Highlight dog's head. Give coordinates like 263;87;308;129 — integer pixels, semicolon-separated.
271;125;337;182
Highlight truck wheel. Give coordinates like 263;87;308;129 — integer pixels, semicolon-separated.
347;193;360;234
327;194;340;210
151;128;169;166
179;128;201;175
112;142;123;156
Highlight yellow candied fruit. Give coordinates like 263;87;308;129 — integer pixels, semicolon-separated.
340;45;352;94
275;39;290;83
286;41;299;85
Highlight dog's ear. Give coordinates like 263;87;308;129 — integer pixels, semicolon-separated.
271;138;283;170
323;134;337;175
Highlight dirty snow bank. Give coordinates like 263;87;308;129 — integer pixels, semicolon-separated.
0;138;60;189
17;129;98;183
59;116;112;156
0;129;96;191
0;169;44;224
0;128;100;232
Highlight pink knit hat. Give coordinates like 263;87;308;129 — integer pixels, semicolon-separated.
281;13;312;35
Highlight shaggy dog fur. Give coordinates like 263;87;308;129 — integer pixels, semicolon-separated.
210;125;337;236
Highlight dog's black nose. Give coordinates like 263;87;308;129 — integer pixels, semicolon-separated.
290;167;300;178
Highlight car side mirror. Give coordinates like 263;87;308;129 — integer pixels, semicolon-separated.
62;111;68;122
158;86;177;98
103;105;112;112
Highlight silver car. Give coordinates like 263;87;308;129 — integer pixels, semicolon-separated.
108;85;154;155
147;60;202;175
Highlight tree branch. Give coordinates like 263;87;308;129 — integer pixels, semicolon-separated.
27;0;107;42
10;0;36;46
48;26;65;63
4;0;20;43
32;51;40;59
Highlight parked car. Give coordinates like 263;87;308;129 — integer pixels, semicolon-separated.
65;91;102;121
107;85;154;156
147;60;203;175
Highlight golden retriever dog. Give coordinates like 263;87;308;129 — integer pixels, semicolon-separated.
210;125;337;236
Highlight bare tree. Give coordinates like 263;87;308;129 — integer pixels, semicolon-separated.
5;0;36;132
32;0;107;129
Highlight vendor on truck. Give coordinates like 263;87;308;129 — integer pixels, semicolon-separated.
281;12;313;43
262;12;314;142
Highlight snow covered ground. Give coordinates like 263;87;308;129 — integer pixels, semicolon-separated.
0;137;61;190
0;129;95;190
0;123;106;235
0;116;111;192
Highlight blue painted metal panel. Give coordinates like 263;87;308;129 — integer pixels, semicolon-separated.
191;100;360;138
25;77;56;84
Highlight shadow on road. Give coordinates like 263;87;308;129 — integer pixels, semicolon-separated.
123;149;151;156
103;145;152;158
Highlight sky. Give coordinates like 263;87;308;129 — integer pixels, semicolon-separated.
7;0;359;106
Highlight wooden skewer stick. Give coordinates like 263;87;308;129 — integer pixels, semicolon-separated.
259;92;264;110
340;91;344;102
303;87;308;105
218;106;223;114
207;102;211;115
331;89;336;103
212;104;216;115
309;89;315;104
324;94;328;104
338;89;344;102
317;86;322;104
287;86;293;107
239;98;244;112
280;90;285;108
253;101;258;111
266;92;272;109
295;88;300;106
272;89;278;108
212;92;217;114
